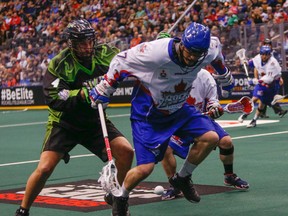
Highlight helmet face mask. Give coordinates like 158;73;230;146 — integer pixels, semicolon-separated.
260;45;272;62
66;19;96;61
180;44;207;67
179;22;210;67
69;38;95;61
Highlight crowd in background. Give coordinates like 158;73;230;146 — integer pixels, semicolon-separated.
0;0;288;88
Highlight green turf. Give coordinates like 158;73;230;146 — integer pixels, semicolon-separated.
1;106;288;216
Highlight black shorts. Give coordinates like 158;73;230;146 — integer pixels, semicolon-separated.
42;119;124;162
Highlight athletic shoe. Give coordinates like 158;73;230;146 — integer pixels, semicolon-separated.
104;192;113;205
169;173;200;203
238;114;248;123
112;196;130;216
246;119;256;128
162;186;183;200
259;113;269;118
15;208;29;216
279;110;287;118
224;173;249;190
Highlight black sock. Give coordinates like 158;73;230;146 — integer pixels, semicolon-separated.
224;164;233;175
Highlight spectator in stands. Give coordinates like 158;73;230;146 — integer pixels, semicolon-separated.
16;45;26;61
0;0;287;87
130;31;142;48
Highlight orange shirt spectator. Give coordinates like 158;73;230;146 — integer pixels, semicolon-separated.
130;32;142;48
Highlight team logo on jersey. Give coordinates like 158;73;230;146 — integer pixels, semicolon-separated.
65;62;74;74
159;80;191;108
139;44;147;53
51;78;60;88
170;135;183;146
0;179;235;212
159;70;167;79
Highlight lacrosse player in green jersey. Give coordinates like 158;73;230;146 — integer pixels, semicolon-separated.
15;19;134;216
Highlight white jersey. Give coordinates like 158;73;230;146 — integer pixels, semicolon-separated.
106;37;224;120
252;54;282;84
187;69;219;113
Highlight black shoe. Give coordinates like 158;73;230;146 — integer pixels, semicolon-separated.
246;119;256;128
169;173;200;203
15;207;29;216
104;192;113;205
112;196;130;216
238;114;248;123
279;110;287;118
259;113;269;118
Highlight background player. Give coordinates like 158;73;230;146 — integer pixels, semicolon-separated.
258;38;282;118
161;69;249;200
238;45;287;128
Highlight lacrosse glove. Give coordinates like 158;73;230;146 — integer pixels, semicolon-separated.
89;79;115;109
207;102;224;119
156;31;171;40
212;68;234;97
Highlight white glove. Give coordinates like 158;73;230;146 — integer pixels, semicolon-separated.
248;78;258;86
212;68;234;87
89;79;116;109
221;89;229;98
58;89;70;100
206;102;224;119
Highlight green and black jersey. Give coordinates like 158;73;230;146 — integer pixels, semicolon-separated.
43;44;119;131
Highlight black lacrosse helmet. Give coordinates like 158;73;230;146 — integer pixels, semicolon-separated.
263;38;272;46
66;19;96;61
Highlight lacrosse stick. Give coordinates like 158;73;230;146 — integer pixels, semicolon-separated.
224;96;254;114
167;0;197;34
271;94;288;105
97;103;122;196
236;48;249;78
203;96;254;115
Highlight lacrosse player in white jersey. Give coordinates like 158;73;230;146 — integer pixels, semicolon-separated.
89;22;234;215
238;45;287;128
161;69;249;200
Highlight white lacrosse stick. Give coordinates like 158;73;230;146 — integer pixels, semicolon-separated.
167;0;197;34
236;48;249;78
271;94;288;106
223;96;254;114
98;103;122;196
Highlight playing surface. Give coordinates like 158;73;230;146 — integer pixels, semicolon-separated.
1;106;288;216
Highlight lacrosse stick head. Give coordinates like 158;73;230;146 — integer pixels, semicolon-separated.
98;160;122;196
239;96;254;114
224;96;254;114
271;94;288;106
236;48;247;63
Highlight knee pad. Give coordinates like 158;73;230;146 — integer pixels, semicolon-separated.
219;146;234;155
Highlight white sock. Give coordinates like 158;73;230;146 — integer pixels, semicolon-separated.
121;185;130;197
178;160;197;177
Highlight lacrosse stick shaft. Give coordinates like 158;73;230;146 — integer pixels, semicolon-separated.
167;0;197;34
98;103;113;161
243;62;249;78
236;48;249;77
